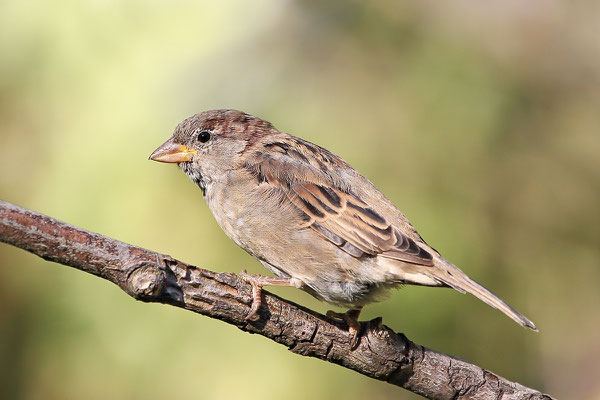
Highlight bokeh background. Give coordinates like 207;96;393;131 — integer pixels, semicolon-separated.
1;1;599;399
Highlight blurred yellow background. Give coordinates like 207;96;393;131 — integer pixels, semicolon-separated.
1;1;599;399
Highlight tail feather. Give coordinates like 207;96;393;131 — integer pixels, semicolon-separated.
431;262;538;331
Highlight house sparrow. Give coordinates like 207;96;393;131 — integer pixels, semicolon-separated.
150;109;537;346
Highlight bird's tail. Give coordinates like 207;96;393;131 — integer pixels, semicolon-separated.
428;260;537;331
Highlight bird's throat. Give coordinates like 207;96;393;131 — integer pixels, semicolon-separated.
180;162;207;196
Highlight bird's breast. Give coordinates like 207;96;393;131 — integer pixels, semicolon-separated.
205;177;296;259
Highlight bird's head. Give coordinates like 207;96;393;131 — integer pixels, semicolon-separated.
149;109;274;191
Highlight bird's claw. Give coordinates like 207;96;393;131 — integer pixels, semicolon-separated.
238;270;293;321
239;270;263;320
326;307;363;349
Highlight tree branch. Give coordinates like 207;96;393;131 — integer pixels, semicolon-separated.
0;200;552;400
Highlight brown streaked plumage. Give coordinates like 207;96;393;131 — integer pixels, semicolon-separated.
150;109;537;347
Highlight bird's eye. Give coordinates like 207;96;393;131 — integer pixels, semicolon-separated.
198;130;211;143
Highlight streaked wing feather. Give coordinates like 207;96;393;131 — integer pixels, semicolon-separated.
246;139;434;266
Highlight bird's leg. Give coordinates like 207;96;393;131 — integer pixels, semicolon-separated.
326;307;363;349
239;270;294;320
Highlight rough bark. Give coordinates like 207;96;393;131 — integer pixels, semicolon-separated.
0;200;553;400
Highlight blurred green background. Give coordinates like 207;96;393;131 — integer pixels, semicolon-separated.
1;1;599;399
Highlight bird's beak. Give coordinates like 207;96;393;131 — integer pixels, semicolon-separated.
149;137;197;163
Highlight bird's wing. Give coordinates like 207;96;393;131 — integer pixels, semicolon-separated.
243;137;434;266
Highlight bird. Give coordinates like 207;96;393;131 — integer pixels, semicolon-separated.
149;109;537;347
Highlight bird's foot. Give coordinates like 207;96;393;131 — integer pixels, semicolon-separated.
239;270;293;320
326;307;363;349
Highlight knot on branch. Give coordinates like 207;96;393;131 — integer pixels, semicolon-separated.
127;261;166;300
